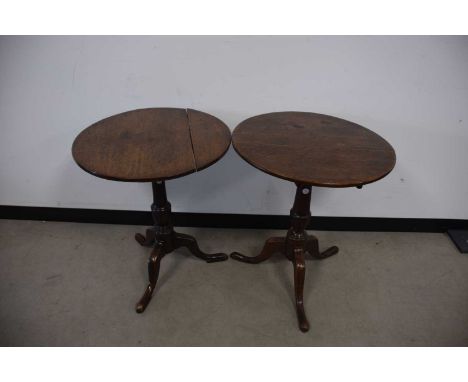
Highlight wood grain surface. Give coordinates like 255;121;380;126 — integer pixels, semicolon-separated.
72;108;231;182
188;108;231;172
232;112;396;187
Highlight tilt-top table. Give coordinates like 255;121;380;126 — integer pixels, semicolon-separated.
72;108;231;313
231;112;396;332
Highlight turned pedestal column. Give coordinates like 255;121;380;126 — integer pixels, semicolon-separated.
72;107;231;314
231;111;396;332
231;184;338;332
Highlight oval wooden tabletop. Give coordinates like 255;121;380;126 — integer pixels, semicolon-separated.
72;108;231;182
232;112;396;187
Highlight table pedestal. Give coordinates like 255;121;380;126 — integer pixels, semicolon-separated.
231;184;338;332
135;181;228;313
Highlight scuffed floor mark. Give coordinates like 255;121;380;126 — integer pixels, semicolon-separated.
46;274;62;281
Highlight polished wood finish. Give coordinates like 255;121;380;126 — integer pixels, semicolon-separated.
188;109;232;172
72;108;231;314
231;112;395;332
232;112;396;187
136;181;227;313
72;108;231;182
231;185;338;332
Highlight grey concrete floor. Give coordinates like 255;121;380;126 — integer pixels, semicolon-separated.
0;219;467;346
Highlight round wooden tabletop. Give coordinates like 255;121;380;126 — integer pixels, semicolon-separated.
72;108;231;182
232;112;396;187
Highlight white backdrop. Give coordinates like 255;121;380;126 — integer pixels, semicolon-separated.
1;36;467;219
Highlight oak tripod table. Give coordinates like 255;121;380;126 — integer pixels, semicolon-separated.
231;112;396;332
72;108;231;313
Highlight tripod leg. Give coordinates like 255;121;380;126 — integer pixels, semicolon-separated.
305;236;339;259
136;242;164;313
317;246;339;259
174;232;228;263
135;228;156;247
231;237;285;264
293;247;310;332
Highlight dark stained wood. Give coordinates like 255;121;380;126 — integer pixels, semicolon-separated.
292;247;308;332
135;181;228;313
231;112;396;332
72;108;231;315
231;184;339;332
72;108;192;181
72;108;231;182
136;242;164;313
232;112;396;187
188;108;231;172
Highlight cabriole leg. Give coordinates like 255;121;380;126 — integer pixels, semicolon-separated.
230;237;285;264
136;242;164;313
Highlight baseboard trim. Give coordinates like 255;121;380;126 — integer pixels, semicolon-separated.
1;205;466;233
